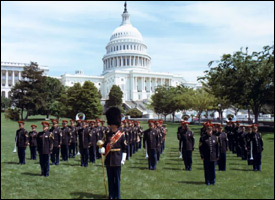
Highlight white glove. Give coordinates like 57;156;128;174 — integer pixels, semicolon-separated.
99;147;105;154
121;153;127;165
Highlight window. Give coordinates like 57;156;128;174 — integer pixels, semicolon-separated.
1;91;5;97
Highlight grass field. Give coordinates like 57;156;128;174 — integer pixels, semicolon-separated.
1;113;274;199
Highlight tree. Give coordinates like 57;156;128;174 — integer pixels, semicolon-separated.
10;62;45;120
126;108;142;118
1;96;11;112
66;81;103;119
106;85;123;108
189;89;215;124
199;45;274;124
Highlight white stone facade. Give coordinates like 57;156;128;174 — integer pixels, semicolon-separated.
1;62;49;98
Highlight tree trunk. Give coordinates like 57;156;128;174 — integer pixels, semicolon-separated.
24;110;30;120
172;112;175;123
21;107;24;121
219;110;223;124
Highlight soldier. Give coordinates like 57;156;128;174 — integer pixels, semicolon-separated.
96;119;103;159
143;120;159;170
137;121;143;149
89;120;98;163
29;125;38;160
217;124;228;171
37;121;53;177
98;107;127;199
50;119;61;165
100;120;109;139
251;125;264;171
177;121;185;158
79;120;90;167
225;122;234;152
199;125;219;185
15;121;29;164
162;124;167;151
240;126;248;160
245;125;254;165
179;122;195;171
128;121;134;157
123;121;130;160
155;121;162;161
60;120;71;161
69;119;77;158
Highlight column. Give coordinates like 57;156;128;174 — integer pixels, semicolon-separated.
5;70;8;87
142;77;145;92
121;57;123;67
12;71;15;86
131;74;134;100
149;77;151;93
135;77;138;91
18;71;21;81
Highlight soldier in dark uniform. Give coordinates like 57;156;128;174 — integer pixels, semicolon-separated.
245;125;254;165
100;120;109;140
128;121;134;157
137;121;143;149
199;125;219;185
37;122;53;177
29;125;38;160
50;119;61;165
251;125;264;171
217;124;228;171
143;120;159;170
95;120;103;159
123;120;130;160
162;124;167;151
15;121;29;164
99;107;127;199
179;122;195;171
177;121;185;158
69;119;77;158
89;120;98;163
79;120;90;167
155;121;162;161
60;120;71;161
225;122;234;152
240;126;248;160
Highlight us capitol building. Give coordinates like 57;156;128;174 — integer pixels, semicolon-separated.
1;3;201;115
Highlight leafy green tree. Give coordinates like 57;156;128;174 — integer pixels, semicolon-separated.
106;85;123;108
10;62;45;120
1;96;11;112
126;108;142;118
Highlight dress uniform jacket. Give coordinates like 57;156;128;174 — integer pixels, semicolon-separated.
218;132;228;154
16;128;29;147
37;131;53;155
124;127;130;145
61;127;71;145
143;128;159;150
251;132;263;153
104;131;127;167
69;126;77;144
89;127;98;146
50;127;61;147
29;131;38;147
78;127;90;149
181;130;195;151
199;135;220;162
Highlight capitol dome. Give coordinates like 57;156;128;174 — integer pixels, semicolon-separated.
102;2;151;74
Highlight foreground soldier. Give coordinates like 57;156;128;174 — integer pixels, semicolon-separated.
37;122;53;177
143;120;159;170
199;125;220;185
50;119;61;165
29;125;38;160
89;121;98;163
99;107;127;199
79;121;90;167
179;122;195;171
60;120;71;161
15;121;29;164
251;125;264;171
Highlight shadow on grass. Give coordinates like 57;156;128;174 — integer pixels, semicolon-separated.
70;192;106;199
63;163;81;167
3;161;18;165
128;167;148;170
21;172;41;176
178;181;205;185
230;168;252;171
163;167;182;171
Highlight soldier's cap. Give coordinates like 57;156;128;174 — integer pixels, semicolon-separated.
183;116;189;120
89;120;96;124
41;121;50;127
148;120;154;124
206;123;214;128
76;119;82;123
235;121;241;123
70;119;75;122
181;121;189;125
217;124;223;128
252;124;258;128
62;120;68;123
18;121;24;124
96;119;101;123
246;125;253;128
51;119;58;124
31;124;37;128
100;120;105;124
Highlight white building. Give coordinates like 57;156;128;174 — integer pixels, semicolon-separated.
1;62;49;98
60;4;201;104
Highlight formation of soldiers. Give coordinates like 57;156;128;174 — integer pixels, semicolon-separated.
197;119;264;185
15;117;263;186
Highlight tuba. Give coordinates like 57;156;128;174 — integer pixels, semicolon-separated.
75;113;85;121
13;139;17;153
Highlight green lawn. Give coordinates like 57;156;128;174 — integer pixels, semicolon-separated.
1;113;274;199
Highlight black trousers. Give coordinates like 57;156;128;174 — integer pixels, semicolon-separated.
69;143;76;158
89;146;96;163
182;150;192;170
30;146;37;160
61;145;69;161
51;147;60;165
106;166;121;199
81;148;89;167
218;153;226;171
203;160;216;185
18;147;26;164
40;154;50;176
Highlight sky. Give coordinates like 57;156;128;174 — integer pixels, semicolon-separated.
1;1;274;82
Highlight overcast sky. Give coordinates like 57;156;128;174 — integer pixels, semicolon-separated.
1;1;274;82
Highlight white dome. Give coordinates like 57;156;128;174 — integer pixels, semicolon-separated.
110;24;143;42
